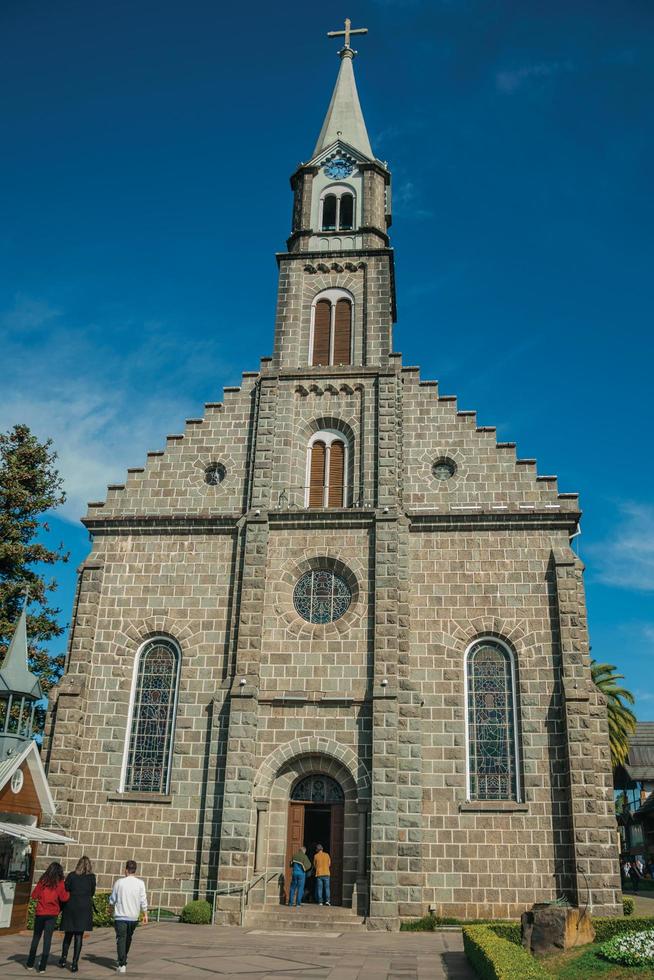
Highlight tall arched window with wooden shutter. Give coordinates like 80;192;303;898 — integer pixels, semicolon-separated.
306;431;350;508
309;289;354;367
312;300;331;366
327;439;345;507
333;299;352;365
308;440;326;508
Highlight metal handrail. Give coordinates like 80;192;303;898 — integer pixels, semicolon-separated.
239;868;283;925
276;486;365;510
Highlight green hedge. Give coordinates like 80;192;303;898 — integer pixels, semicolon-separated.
179;899;212;924
488;922;521;945
462;925;550;980
622;897;634;917
593;915;654;942
27;891;115;930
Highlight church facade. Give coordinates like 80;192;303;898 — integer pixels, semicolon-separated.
42;33;622;925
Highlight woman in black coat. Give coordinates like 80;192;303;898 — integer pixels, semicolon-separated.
59;856;96;972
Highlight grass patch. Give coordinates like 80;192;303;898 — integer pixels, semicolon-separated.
544;943;654;978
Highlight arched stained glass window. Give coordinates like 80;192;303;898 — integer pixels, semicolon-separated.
466;639;520;801
292;774;344;803
124;638;180;794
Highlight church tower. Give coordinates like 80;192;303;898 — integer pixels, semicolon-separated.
41;23;622;927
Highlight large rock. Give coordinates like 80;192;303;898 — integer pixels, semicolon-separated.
521;904;596;956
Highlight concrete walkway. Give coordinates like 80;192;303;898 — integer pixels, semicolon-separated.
626;888;654;917
0;922;475;979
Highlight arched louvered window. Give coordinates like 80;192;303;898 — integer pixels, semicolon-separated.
312;299;331;366
123;637;180;794
339;193;354;230
327;439;345;507
322;194;337;231
308;440;326;508
465;639;520;802
333;298;352;365
306;430;349;508
309;290;353;367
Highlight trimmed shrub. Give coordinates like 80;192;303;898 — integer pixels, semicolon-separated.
462;925;550;979
623;897;634;917
26;891;114;930
180;899;212;924
91;892;115;927
400;913;459;930
593;914;654;942
599;929;654;967
488;922;521;945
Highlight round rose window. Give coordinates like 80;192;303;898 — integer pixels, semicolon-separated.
293;570;351;624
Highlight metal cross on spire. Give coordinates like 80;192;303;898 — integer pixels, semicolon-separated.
327;17;368;52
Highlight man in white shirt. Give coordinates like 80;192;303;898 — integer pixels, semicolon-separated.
109;860;148;973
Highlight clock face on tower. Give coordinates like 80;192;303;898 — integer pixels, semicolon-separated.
323;157;355;179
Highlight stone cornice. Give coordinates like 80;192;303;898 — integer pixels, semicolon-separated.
82;514;241;534
408;510;581;532
82;507;580;535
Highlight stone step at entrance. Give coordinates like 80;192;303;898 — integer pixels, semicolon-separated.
243;904;367;932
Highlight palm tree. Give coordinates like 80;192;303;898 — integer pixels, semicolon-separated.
591;660;637;768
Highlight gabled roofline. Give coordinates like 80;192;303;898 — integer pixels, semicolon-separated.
0;739;56;816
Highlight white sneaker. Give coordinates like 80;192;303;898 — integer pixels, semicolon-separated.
325;901;331;906
117;967;126;975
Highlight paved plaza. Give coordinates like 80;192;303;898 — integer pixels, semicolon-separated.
0;922;474;979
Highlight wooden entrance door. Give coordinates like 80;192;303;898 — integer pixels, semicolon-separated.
330;803;344;907
285;801;345;906
285;802;305;902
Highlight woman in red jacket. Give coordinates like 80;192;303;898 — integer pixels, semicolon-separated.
26;862;70;973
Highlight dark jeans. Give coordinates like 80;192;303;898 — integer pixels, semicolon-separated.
27;915;57;969
115;919;138;966
61;931;84;966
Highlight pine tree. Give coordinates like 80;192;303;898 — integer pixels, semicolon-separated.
0;424;69;730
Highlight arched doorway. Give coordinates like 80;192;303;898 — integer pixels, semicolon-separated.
285;774;344;906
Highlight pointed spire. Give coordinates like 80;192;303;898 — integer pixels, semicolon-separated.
313;47;374;160
0;597;43;699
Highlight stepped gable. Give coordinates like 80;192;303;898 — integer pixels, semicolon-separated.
400;364;578;520
84;370;261;522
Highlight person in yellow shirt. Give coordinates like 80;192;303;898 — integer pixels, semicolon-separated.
313;844;331;906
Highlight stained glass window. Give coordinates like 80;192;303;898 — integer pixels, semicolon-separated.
205;463;226;486
293;570;351;624
466;640;519;801
292;775;344;803
432;458;456;481
125;638;180;794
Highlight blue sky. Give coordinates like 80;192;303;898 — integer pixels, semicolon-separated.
1;1;652;711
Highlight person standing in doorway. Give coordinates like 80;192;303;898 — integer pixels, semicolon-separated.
26;862;70;973
109;860;148;974
313;844;331;907
288;845;312;907
58;856;96;972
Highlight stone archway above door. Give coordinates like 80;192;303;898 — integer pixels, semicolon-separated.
253;736;371;802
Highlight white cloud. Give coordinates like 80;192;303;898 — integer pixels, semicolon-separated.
0;296;233;522
588;503;654;592
496;61;574;95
